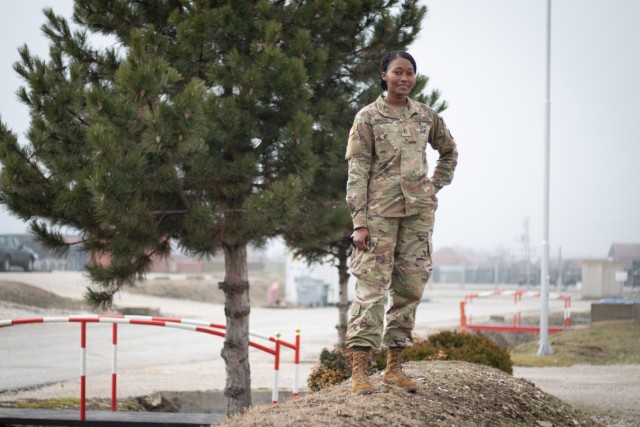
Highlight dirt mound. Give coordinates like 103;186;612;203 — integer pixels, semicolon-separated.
128;274;278;306
0;280;86;311
0;272;279;313
218;361;602;427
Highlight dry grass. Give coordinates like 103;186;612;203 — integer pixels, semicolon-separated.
217;361;603;427
0;271;279;312
510;320;640;367
127;273;279;306
0;280;86;311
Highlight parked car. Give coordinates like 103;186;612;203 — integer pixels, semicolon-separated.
0;235;38;272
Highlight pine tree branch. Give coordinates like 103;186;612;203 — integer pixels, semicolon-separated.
13;144;51;185
64;106;91;127
151;209;188;215
175;184;192;212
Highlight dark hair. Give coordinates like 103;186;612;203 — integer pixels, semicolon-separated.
380;51;417;91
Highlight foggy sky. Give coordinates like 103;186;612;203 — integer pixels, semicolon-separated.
1;0;638;259
414;0;640;259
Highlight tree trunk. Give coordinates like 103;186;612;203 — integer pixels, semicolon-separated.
219;243;251;415
336;245;350;347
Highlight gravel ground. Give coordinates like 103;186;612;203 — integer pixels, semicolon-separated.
514;364;640;427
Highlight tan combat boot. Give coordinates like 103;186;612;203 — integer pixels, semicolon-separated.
350;351;374;394
381;348;417;393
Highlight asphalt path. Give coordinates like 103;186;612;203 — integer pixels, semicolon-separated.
0;272;593;400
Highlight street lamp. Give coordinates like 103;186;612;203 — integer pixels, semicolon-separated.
538;0;553;356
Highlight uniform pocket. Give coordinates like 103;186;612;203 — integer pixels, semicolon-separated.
421;231;434;283
372;122;400;165
349;238;378;280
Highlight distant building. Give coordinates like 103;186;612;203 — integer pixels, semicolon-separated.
581;259;626;298
431;247;468;283
432;246;582;287
608;243;640;287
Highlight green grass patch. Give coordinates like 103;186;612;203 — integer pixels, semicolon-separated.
17;397;80;409
511;320;640;367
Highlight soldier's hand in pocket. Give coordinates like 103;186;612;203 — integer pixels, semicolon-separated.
351;227;371;251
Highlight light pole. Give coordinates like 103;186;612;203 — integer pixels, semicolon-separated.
538;0;553;356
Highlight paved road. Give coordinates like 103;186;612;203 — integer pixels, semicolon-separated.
514;364;640;425
0;272;592;400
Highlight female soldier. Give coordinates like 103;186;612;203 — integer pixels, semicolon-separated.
345;51;458;394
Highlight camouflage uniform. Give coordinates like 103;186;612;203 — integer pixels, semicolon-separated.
345;95;458;349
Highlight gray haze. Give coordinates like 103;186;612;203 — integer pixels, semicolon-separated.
1;1;638;259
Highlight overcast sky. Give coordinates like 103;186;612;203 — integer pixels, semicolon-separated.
418;0;640;260
1;1;638;260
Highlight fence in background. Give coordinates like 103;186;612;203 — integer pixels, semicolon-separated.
459;290;571;333
0;314;301;421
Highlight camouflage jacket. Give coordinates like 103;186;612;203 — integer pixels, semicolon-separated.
345;95;458;229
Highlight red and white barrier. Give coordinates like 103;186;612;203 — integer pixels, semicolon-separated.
111;323;117;412
273;333;281;404
459;290;571;334
0;314;301;420
80;321;86;419
292;327;300;399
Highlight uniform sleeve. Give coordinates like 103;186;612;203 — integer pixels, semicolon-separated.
428;112;458;192
345;114;373;229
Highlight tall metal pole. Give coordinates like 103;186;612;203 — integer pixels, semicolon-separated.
556;246;563;291
523;218;531;286
537;0;553;356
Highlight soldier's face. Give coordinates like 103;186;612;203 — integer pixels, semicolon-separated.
382;58;416;98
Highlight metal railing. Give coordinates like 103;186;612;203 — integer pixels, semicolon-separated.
1;314;301;420
459;290;571;333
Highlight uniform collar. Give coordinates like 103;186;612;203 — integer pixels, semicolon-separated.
375;95;418;119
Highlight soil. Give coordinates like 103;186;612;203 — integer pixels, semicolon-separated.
0;280;87;311
0;273;277;312
125;274;278;307
218;360;604;427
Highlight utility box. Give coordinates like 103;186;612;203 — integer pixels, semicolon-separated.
581;259;625;299
294;276;329;307
591;299;640;323
285;254;356;306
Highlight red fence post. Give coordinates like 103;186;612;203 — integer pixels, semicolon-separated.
292;327;300;399
111;323;117;412
564;297;572;329
515;292;523;327
272;332;281;405
459;300;467;333
80;321;86;421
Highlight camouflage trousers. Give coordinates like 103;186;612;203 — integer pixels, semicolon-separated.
346;210;435;349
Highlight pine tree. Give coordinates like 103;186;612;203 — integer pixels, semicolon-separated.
0;1;318;414
283;0;448;346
